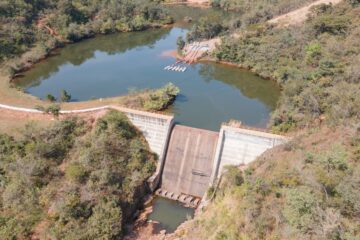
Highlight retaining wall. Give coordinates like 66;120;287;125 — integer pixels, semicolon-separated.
210;125;288;184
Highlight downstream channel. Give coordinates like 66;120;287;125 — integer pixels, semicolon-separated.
14;6;280;233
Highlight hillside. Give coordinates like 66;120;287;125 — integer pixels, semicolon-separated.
211;0;360;131
170;0;360;239
170;126;360;239
0;0;173;74
0;111;156;239
0;0;359;239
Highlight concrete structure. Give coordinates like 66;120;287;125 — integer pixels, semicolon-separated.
115;107;174;159
156;124;287;202
112;107;174;192
0;102;287;203
160;125;218;198
210;125;287;184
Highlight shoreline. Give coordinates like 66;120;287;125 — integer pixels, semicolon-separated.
0;22;178;111
171;48;279;84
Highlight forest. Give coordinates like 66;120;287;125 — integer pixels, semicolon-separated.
0;0;172;63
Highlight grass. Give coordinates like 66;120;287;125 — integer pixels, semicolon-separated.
0;67;175;136
0;69;164;111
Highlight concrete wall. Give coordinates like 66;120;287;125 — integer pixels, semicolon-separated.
112;107;174;191
160;125;218;197
210;125;287;184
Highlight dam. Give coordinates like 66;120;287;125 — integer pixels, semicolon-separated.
119;108;287;206
160;125;219;198
0;103;286;207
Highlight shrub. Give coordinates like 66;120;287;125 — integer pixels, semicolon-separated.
60;89;71;102
335;166;360;217
65;163;87;183
177;36;185;51
187;17;225;41
223;165;244;187
283;187;321;233
87;197;123;239
305;42;322;66
311;15;350;36
143;83;180;111
45;104;61;116
45;94;56;102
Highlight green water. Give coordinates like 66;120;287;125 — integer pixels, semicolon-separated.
148;197;194;233
15;6;280;130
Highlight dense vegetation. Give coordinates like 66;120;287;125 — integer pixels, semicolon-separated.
172;1;360;240
143;83;180;111
0;111;156;239
212;0;360;131
0;0;172;65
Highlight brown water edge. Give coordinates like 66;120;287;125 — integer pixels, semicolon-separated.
124;195;166;240
124;195;197;240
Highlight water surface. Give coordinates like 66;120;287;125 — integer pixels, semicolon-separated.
15;6;280;130
148;197;194;233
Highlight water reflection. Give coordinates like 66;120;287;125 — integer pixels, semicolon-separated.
198;63;279;110
14;6;280;130
16;28;171;88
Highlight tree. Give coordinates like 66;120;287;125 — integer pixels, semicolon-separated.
45;104;61;116
87;197;123;239
45;93;56;102
60;89;71;102
177;36;185;51
143;83;180;111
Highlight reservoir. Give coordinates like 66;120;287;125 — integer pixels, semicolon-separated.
13;5;281;233
15;6;280;130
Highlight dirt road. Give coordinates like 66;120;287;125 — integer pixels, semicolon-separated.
268;0;343;27
183;0;343;58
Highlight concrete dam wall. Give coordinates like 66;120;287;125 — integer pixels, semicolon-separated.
113;107;287;203
210;126;287;184
160;125;219;198
114;107;174;191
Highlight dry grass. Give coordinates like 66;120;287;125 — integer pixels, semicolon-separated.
167;125;359;240
0;67;172;136
0;69;155;111
0;108;111;138
268;0;343;27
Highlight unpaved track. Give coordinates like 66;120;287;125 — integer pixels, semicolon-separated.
268;0;343;27
184;0;343;57
0;103;109;114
